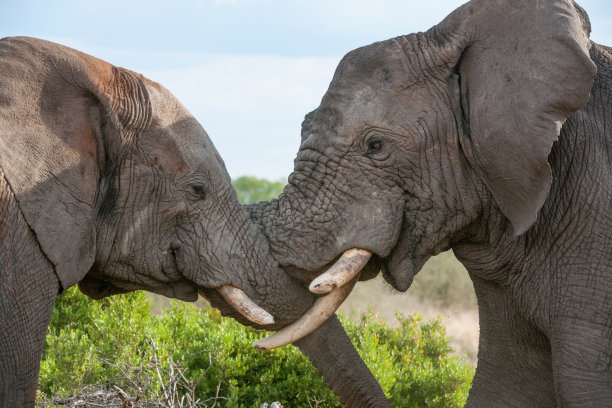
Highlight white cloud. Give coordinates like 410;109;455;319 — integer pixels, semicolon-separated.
36;0;612;181
144;54;340;179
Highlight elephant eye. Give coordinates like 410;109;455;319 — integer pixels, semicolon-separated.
367;140;383;154
190;184;206;200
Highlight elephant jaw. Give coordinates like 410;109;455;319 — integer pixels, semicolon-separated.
164;243;276;326
251;245;424;349
188;244;412;336
253;248;372;350
380;219;429;292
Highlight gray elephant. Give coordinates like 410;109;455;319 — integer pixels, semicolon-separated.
245;0;611;406
0;37;323;407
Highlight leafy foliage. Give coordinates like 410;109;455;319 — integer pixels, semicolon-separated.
231;176;285;205
344;312;473;407
40;288;473;407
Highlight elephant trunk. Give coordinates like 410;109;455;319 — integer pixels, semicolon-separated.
246;191;376;343
295;315;391;408
197;189;316;329
245;189;309;272
253;249;372;350
246;197;390;406
246;182;347;277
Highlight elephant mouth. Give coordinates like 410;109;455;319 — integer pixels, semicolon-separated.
253;248;373;350
252;243;419;350
164;245;276;327
380;252;418;292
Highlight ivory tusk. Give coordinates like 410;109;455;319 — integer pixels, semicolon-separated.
253;276;358;350
205;285;275;326
309;248;372;294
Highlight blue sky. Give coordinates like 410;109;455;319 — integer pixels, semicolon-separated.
2;0;611;179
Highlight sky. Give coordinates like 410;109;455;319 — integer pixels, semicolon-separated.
2;0;611;180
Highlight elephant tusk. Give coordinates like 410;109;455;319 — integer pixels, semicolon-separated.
252;275;358;350
308;248;372;294
206;285;275;326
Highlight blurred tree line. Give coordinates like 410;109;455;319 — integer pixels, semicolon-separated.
232;176;285;205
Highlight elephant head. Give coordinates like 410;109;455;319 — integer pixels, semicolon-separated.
0;37;389;408
0;36;314;327
246;0;597;402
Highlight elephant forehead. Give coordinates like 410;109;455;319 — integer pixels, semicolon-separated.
308;42;414;134
307;88;402;150
146;82;193;131
310;80;385;143
143;83;226;174
141;118;226;180
331;37;421;90
306;41;442;149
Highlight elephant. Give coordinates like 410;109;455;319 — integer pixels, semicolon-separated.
0;36;330;408
245;0;611;406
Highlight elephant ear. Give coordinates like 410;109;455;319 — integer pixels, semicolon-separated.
430;0;596;235
0;37;151;289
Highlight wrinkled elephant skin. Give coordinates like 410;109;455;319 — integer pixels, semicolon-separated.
0;37;315;407
248;1;611;406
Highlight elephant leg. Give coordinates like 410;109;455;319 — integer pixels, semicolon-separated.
549;291;612;407
467;276;555;408
294;315;391;408
550;320;612;407
0;170;59;408
0;273;57;408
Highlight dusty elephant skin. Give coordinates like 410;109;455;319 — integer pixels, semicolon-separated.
248;0;611;406
0;37;317;407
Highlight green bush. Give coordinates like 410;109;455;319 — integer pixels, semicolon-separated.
40;288;473;407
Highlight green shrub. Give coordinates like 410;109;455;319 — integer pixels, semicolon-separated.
344;312;473;407
40;288;473;407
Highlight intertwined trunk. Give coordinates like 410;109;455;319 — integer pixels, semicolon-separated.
246;183;340;277
198;189;316;329
295;316;391;408
247;197;391;407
